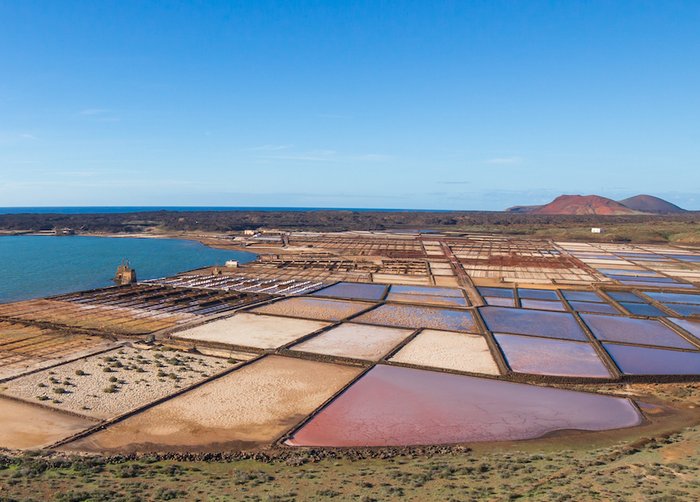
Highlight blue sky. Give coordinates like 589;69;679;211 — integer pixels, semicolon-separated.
1;1;698;210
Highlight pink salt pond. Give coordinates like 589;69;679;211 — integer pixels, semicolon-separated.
285;365;642;447
495;333;612;378
353;304;478;332
484;296;515;307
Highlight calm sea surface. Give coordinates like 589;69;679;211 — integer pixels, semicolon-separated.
0;235;256;303
0;206;451;214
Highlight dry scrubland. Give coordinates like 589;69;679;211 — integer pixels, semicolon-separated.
1;210;698;244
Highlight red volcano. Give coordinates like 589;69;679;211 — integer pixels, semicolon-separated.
529;195;640;215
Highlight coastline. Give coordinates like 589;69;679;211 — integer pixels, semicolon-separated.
0;234;258;304
1;230;265;255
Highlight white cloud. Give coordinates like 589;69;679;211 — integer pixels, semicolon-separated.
247;144;294;151
485;156;523;165
262;149;338;162
316;113;353;119
257;148;392;163
0;131;38;145
78;108;120;122
79;108;109;116
351;153;394;162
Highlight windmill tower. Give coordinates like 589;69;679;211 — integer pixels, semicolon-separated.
114;259;137;285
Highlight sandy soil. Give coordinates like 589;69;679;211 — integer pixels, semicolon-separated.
0;347;233;419
0;397;97;449
63;355;362;453
389;329;500;375
174;313;330;349
290;323;413;361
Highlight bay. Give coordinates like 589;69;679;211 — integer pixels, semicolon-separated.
0;235;256;303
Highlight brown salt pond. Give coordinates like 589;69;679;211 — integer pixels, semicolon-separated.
285;365;642;447
353;304;478;332
311;282;388;301
582;314;697;350
495;333;612;378
290;323;413;361
251;297;372;321
479;307;588;341
173;313;331;349
484;296;515;307
0;397;97;449
603;343;700;375
388;329;500;375
63;356;362;453
386;292;468;307
390;285;464;297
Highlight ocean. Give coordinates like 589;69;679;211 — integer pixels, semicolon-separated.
0;206;452;214
0;235;256;303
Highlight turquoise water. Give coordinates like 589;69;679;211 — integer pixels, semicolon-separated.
0;236;256;303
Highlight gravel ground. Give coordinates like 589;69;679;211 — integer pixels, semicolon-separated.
0;346;235;420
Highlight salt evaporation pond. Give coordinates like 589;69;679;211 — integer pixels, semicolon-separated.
480;307;587;341
604;344;700;376
252;297;372;321
286;365;642;447
582;314;696;350
495;333;612;378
